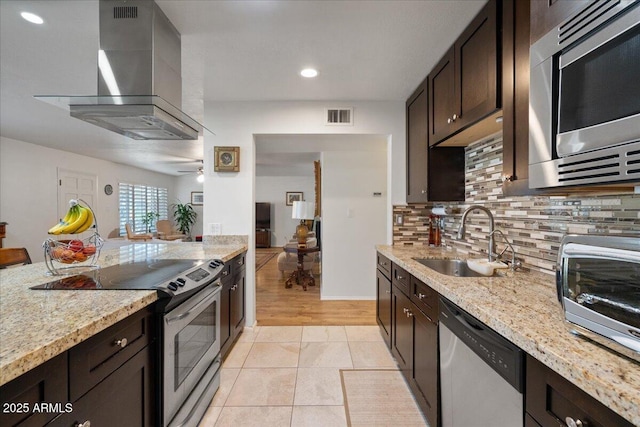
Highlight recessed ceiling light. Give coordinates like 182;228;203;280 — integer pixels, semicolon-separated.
21;11;44;24
300;68;318;78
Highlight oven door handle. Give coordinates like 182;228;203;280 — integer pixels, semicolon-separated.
165;286;218;325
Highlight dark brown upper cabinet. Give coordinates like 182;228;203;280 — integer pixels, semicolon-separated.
429;0;499;147
407;77;465;203
406;78;430;203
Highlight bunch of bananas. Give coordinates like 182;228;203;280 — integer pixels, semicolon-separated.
48;200;94;235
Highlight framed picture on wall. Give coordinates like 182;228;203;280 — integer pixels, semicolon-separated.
214;146;240;172
286;192;303;206
191;191;204;205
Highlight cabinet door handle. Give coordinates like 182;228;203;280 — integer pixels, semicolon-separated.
397;275;404;280
403;307;408;314
406;310;413;318
385;290;391;294
114;338;128;348
232;284;238;291
222;270;229;276
447;117;452;124
421;189;427;194
565;417;585;427
452;113;458;121
75;421;91;427
418;293;426;300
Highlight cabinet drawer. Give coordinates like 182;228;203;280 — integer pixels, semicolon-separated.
411;277;438;321
69;307;154;401
376;253;391;279
392;264;410;296
232;252;246;274
0;353;68;427
525;355;633;427
219;262;233;283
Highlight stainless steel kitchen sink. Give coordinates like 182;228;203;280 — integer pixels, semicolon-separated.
413;258;488;277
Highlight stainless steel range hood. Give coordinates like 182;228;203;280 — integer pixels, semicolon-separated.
37;0;206;140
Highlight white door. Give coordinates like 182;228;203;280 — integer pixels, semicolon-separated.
57;168;97;220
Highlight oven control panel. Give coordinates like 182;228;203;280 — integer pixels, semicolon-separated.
161;259;225;294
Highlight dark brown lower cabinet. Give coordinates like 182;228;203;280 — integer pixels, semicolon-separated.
376;268;392;348
220;251;247;359
48;346;154;427
0;353;68;427
391;285;413;373
390;279;439;427
0;307;155;427
411;305;438;427
525;354;633;427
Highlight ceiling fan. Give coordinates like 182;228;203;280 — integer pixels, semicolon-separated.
177;160;204;182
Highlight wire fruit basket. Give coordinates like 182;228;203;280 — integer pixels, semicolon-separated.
43;200;104;275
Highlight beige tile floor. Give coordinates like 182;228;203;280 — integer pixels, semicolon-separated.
197;325;422;427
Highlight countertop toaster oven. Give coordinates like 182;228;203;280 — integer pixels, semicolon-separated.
557;234;640;363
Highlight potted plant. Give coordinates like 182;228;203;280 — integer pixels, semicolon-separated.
172;201;197;241
141;211;159;233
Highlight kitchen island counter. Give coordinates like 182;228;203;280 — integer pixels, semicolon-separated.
377;244;639;426
0;242;246;386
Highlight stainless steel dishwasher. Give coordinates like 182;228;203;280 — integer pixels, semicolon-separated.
439;297;524;427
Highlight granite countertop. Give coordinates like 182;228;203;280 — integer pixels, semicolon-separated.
377;245;639;426
0;242;247;387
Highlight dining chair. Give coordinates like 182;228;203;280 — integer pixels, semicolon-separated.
125;223;153;241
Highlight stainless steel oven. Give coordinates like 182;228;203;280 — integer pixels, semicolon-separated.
529;0;640;189
557;235;640;362
163;283;221;427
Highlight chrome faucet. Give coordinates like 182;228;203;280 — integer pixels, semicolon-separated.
457;205;495;262
489;229;521;270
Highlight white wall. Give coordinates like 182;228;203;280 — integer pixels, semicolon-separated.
202;101;404;326
321;150;387;299
255;175;315;247
0;137;177;261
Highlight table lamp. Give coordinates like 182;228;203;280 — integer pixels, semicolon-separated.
292;201;315;248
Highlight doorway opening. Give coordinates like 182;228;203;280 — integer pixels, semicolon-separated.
253;134;387;326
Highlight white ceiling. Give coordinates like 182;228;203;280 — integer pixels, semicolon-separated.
0;0;486;176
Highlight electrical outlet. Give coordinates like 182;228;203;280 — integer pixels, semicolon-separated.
209;223;222;235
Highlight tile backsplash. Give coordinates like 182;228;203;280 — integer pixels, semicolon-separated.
393;133;640;275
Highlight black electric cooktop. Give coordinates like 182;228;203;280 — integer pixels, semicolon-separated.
31;259;223;291
31;258;226;312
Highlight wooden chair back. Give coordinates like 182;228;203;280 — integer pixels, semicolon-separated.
125;223;152;241
0;248;32;268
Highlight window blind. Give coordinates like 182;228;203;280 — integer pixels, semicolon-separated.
118;183;168;236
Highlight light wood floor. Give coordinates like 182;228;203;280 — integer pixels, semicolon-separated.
255;248;376;326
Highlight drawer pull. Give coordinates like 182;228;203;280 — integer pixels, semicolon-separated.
385;290;391;294
75;420;91;427
565;417;585;427
222;270;229;276
397;275;404;280
418;293;426;300
114;338;128;348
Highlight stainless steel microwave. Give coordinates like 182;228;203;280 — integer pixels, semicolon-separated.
529;0;640;189
557;234;640;362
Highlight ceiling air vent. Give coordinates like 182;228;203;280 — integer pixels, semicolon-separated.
114;6;138;19
326;108;353;126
